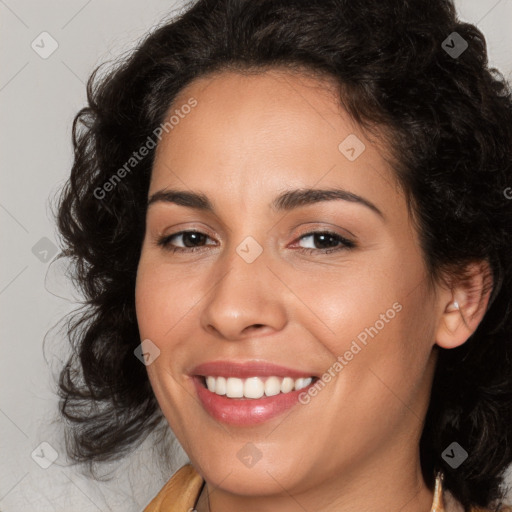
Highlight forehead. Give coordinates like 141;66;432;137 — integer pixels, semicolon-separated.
156;69;345;162
149;68;399;214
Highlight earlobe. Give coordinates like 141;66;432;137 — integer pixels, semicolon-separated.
437;299;465;348
435;261;493;350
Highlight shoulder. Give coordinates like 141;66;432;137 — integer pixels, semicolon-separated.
143;464;204;512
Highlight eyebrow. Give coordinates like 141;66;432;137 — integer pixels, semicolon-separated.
147;187;384;219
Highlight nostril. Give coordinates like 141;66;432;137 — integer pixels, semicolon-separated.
242;324;266;334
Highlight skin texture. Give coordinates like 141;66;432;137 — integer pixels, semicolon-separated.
135;69;491;512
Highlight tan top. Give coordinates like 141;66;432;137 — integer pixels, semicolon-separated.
143;463;511;512
144;464;204;512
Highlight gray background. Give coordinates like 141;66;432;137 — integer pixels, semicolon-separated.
1;1;511;510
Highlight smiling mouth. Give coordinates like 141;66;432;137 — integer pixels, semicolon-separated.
198;375;319;399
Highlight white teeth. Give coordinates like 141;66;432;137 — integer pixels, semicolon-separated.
203;375;314;399
294;377;312;391
244;377;265;399
206;376;216;392
226;377;244;398
281;377;294;393
215;376;226;395
264;376;281;396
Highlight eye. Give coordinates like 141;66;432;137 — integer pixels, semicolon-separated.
156;229;356;254
157;230;215;253
294;230;355;255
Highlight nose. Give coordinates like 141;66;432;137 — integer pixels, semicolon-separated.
200;242;288;341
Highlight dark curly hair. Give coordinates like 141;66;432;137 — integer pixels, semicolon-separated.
52;0;512;510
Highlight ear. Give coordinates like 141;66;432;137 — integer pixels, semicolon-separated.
435;260;493;349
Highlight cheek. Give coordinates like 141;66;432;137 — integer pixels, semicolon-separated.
135;255;199;340
135;260;196;440
328;286;436;434
135;259;182;396
304;257;434;401
134;254;206;397
298;265;406;354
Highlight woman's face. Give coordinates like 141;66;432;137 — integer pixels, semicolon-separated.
135;69;444;501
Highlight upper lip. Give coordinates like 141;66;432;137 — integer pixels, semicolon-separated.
190;360;318;379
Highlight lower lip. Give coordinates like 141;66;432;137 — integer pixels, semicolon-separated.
192;376;314;426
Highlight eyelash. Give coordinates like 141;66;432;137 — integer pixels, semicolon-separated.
156;229;356;255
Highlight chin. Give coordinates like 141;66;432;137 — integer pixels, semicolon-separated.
198;460;306;496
